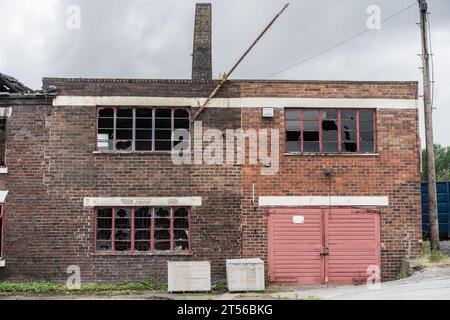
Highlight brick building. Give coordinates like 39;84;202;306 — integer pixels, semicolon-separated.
0;4;421;284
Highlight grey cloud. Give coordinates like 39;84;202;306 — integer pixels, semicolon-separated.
0;0;448;145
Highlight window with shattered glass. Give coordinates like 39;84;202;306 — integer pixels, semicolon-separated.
95;206;190;253
285;109;375;154
97;107;190;152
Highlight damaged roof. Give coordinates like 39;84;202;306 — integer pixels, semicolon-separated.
0;72;34;94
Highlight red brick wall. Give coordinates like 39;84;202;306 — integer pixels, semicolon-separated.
0;103;242;283
0;80;420;283
43;78;417;100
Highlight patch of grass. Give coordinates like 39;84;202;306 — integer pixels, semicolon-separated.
396;271;407;280
417;241;450;268
274;295;291;300
305;295;320;300
0;282;64;293
211;281;228;293
0;280;166;294
274;294;320;300
423;241;431;254
429;251;450;263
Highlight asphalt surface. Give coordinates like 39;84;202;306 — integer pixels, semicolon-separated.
269;267;450;300
1;267;449;300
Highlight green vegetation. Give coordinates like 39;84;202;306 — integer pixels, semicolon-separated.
417;241;450;268
211;281;228;293
421;144;450;182
0;280;166;294
304;295;320;300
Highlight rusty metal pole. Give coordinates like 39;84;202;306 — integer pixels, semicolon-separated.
418;0;439;251
191;3;290;122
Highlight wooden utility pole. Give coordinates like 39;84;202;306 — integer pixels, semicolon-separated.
418;0;439;251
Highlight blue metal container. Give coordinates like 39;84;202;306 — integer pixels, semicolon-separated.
421;182;450;240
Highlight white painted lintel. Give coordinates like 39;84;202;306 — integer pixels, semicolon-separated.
84;197;202;208
258;196;389;207
53;96;418;110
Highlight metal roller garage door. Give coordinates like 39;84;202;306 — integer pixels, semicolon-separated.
268;207;381;285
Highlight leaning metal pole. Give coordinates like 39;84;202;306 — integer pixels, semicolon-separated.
191;3;290;122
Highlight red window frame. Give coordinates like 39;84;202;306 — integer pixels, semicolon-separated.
94;206;190;254
285;108;377;154
96;107;191;152
0;204;4;259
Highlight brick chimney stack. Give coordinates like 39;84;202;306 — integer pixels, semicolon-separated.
192;3;212;82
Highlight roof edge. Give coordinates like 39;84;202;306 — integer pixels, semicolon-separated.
42;77;418;85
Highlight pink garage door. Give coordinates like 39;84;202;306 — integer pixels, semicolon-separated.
268;208;324;284
268;208;380;285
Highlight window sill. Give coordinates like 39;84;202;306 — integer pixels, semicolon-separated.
0;167;8;174
284;152;380;157
0;259;5;267
91;251;193;257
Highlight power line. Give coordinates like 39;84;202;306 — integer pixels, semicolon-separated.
264;2;417;79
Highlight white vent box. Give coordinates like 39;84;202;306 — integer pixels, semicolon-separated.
262;107;274;118
0;259;5;268
167;261;211;292
226;258;265;292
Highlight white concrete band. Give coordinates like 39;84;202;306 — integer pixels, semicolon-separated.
84;197;202;208
53;96;418;110
0;107;12;118
258;196;389;207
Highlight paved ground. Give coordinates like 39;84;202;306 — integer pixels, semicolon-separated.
1;267;449;300
266;267;450;300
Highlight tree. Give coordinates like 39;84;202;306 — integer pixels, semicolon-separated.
421;144;450;182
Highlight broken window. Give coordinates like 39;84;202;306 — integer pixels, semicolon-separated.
173;109;190;148
173;208;189;252
285;109;376;154
97;107;190;152
0;118;6;166
322;110;339;153
114;208;132;251
96;208;113;251
0;205;3;258
97;108;114;151
134;207;151;251
135;108;153;151
341;110;357;153
155;109;172;151
154;207;171;251
95;206;190;253
303;110;320;153
285;110;301;153
359;110;375;153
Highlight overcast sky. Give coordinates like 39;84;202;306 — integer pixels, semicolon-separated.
0;0;449;146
